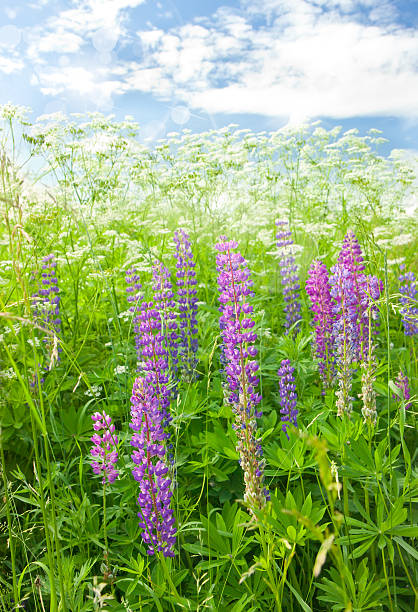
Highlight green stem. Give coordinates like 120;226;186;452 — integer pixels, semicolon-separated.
0;432;17;603
158;553;187;608
381;548;394;612
259;525;281;612
103;480;109;555
37;381;67;611
365;432;376;574
29;412;57;612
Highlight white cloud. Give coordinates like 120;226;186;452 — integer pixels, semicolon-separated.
28;30;84;58
26;0;146;63
21;0;146;105
125;0;418;120
17;0;418;120
0;54;23;74
36;66;124;106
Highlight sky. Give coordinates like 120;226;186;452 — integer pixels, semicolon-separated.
1;0;418;152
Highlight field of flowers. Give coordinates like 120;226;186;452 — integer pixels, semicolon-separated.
0;105;417;611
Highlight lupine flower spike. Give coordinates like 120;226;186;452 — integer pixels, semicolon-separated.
216;237;269;513
90;411;119;484
393;370;412;410
126;264;176;409
399;266;418;336
329;263;355;417
359;276;382;426
126;267;143;363
130;378;176;557
275;220;301;334
152;261;178;386
129;282;172;426
33;254;62;339
335;230;365;360
277;359;298;436
173;229;198;380
306;260;336;389
31;254;62;385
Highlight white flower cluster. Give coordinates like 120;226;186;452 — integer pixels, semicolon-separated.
114;365;128;375
0;368;17;380
84;384;103;398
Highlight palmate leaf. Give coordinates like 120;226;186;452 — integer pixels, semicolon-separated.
350;536;376;559
317;562;387;611
339;498;416;560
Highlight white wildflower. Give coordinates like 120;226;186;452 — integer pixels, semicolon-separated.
0;368;17;380
85;384;102;398
114;365;128;375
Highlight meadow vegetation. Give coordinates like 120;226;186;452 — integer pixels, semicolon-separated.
0;104;417;611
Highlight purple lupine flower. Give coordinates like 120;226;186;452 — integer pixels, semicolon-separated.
329;264;356;417
30;254;62;386
358;274;383;346
275;220;301;334
152;261;178;382
32;253;61;342
335;231;383;361
337;230;365;274
277;359;298;436
216;236;269;512
130;378;176;557
305;260;336;388
90;411;119;484
173;229;198;380
399;267;418;336
335;230;367;360
393;370;412;410
126;267;143;363
135;298;172;425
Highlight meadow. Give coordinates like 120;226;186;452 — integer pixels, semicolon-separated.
0;104;417;611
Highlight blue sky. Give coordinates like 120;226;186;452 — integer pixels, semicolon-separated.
1;0;417;152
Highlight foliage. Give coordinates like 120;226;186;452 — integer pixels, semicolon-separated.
0;105;417;611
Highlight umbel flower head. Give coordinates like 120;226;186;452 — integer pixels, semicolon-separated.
90;411;119;484
216;236;269;513
130;377;176;557
275;220;301;335
173;229;198;380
